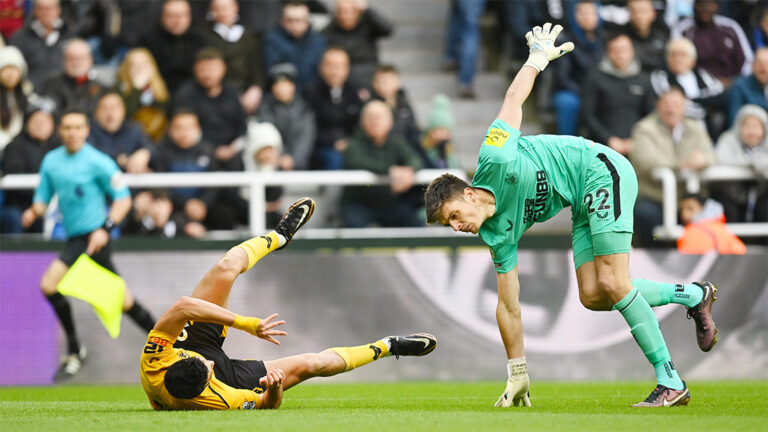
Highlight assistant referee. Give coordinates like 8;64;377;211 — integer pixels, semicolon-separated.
22;108;155;380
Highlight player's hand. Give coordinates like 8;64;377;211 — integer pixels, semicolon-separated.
259;368;285;389
86;228;110;255
493;358;531;407
21;208;38;228
232;313;287;345
524;22;574;72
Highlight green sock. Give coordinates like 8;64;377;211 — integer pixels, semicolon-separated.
632;279;704;308
614;288;684;390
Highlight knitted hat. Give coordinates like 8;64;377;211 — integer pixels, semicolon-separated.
268;63;298;85
243;121;283;172
426;94;454;131
0;45;27;77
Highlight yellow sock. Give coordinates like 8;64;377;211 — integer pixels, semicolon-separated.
330;340;390;372
235;232;280;272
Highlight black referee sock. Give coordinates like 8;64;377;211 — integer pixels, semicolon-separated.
45;293;80;355
126;302;156;333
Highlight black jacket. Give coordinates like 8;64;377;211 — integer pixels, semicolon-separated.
39;73;105;117
302;79;363;166
1;131;59;208
581;62;656;142
138;26;206;95
172;81;247;148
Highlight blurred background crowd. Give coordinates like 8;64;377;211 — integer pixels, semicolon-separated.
0;0;766;248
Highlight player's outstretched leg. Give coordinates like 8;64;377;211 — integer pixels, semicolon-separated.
632;279;718;351
264;333;437;390
188;198;316;308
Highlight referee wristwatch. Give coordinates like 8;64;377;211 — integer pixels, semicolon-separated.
102;218;116;232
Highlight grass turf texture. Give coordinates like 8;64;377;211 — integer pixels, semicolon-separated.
1;381;766;432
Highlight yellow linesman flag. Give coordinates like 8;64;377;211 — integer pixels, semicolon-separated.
58;254;125;339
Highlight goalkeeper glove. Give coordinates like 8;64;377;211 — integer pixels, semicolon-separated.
524;22;575;73
494;357;531;407
232;314;261;336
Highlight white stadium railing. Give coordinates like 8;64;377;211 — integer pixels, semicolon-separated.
0;169;467;235
652;166;768;240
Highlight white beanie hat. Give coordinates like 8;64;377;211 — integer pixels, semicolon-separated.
0;46;28;77
243;121;283;172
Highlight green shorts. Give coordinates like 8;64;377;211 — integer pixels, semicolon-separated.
571;150;637;269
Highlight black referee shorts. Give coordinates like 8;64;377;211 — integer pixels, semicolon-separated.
173;320;267;392
59;231;118;274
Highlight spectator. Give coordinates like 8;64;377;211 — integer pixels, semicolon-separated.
122;189;179;238
442;0;486;98
137;0;205;95
626;0;669;72
629;88;715;247
710;104;768;224
115;48;170;141
421;94;459;169
38;38;105;117
751;8;768;49
341;100;423;228
242;121;284;228
650;37;727;137
677;193;746;255
581;32;655;156
0;45;31;151
263;1;326;92
552;0;603;136
303;47;363;170
148;109;219;238
258;63;315;171
172;47;247;171
728;48;768;126
201;0;265;115
9;0;70;88
88;92;152;174
672;0;753;86
324;0;393;87
371;64;421;157
0;0;26;41
0;109;58;233
502;0;567;62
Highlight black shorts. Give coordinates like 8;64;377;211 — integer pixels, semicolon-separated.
172;320;267;392
59;232;118;274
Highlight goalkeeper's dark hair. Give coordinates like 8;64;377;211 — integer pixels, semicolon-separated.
424;173;470;224
164;357;209;399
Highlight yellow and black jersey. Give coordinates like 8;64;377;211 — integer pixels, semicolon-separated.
139;330;262;410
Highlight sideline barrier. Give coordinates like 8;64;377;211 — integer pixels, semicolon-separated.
652;166;768;239
0;169;467;235
1;245;765;385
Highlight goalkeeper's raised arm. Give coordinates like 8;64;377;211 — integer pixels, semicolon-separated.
496;23;574;131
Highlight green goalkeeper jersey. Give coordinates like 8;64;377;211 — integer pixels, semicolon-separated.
473;119;603;273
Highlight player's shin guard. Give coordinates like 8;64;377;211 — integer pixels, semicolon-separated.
126;301;155;333
330;340;390;372
234;231;281;272
614;288;684;390
46;292;80;354
632;279;703;308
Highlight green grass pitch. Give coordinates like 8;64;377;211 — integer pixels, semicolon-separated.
1;381;766;431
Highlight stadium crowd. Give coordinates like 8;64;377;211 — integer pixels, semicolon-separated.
0;0;766;247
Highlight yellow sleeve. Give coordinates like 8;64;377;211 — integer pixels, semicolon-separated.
202;379;263;410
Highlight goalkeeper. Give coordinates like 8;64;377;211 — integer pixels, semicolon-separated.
140;198;436;410
424;23;718;408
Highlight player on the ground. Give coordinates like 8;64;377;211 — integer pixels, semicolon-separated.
21;108;155;381
424;23;717;408
140;197;437;410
